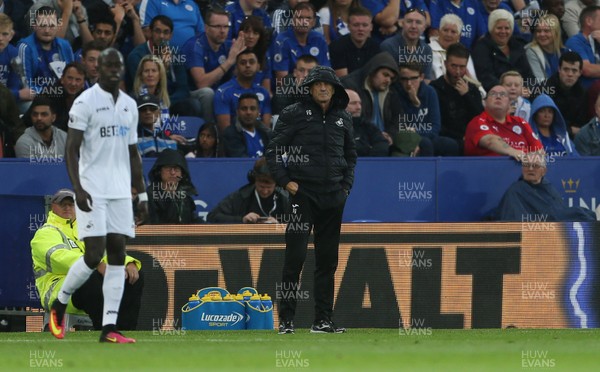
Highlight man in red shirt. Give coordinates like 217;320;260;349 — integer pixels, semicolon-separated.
464;85;543;158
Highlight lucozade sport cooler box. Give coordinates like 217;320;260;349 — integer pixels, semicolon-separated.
181;287;273;330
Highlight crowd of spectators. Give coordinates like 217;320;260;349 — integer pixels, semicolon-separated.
2;1;600;160
1;0;599;222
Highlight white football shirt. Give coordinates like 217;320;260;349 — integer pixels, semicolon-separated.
69;84;138;199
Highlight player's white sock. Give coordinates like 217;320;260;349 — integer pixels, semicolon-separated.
102;264;125;326
57;257;94;304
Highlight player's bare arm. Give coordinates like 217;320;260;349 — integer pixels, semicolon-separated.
66;128;93;211
129;144;148;225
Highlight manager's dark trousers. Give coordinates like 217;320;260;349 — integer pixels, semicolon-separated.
279;188;346;323
71;270;144;330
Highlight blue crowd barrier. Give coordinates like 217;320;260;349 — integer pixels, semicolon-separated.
0;156;598;308
0;157;598;222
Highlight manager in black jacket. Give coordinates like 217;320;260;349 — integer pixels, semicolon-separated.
266;66;357;335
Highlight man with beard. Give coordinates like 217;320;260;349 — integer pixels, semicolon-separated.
15;96;66;159
341;51;400;145
222;93;271;157
430;43;484;151
214;50;272;130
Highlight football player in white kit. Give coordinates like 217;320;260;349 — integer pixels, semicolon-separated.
49;48;149;343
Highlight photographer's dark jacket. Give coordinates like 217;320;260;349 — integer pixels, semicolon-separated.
207;183;290;223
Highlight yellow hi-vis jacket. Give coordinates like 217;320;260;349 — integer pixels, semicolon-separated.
30;211;141;312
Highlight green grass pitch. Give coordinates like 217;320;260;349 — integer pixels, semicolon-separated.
2;329;599;371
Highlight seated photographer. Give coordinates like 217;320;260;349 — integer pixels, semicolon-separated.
207;157;290;223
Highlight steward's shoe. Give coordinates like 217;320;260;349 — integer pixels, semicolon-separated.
49;300;66;339
99;329;136;344
310;319;346;333
278;320;295;334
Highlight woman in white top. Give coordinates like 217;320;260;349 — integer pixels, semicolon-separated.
317;0;360;44
429;14;481;86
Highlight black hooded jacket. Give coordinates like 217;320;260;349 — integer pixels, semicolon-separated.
341;52;403;135
265;66;357;194
147;149;200;223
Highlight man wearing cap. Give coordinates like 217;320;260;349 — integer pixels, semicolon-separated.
31;189;144;331
266;65;357;334
207;157;290;223
136;93;178;157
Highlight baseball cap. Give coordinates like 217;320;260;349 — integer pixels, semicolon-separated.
51;189;75;204
136;94;160;109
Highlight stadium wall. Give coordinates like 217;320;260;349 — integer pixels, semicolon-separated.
126;222;600;330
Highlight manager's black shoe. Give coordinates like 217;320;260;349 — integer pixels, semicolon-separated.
278;320;295;334
310;319;346;333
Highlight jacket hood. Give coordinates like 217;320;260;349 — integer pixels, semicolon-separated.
149;149;197;194
529;94;576;154
362;52;399;82
300;65;349;109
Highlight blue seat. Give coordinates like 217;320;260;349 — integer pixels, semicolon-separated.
169;116;205;139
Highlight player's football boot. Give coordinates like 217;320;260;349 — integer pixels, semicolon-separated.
49;299;66;339
99;330;136;344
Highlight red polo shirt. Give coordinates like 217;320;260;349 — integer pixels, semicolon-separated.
464;111;543;156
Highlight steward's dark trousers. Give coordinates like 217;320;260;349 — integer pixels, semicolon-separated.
72;270;144;330
278;189;346;323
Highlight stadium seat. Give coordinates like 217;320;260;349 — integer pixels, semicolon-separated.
169;116;204;139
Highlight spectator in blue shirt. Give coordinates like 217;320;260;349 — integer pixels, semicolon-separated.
0;13;30;104
215;50;272;131
222;93;272;158
226;0;273;40
565;5;600;89
273;2;330;80
182;8;246;123
139;0;205;48
430;0;487;49
17;6;74;111
360;0;400;41
238;16;272;94
528;93;578;157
